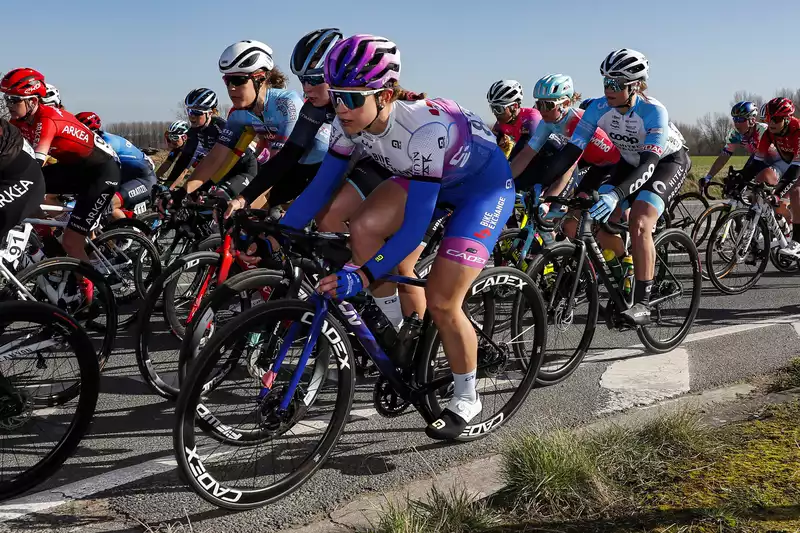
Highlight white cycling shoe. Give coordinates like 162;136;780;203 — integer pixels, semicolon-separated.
425;395;482;441
778;240;800;260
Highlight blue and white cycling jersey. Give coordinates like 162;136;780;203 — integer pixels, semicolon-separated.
102;132;154;180
570;96;685;166
220;88;328;165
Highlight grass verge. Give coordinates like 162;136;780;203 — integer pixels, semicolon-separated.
681;155;749;194
368;403;800;533
766;358;800;393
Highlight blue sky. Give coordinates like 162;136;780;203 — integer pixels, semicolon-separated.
4;0;798;126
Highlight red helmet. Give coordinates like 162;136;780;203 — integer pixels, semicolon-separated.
75;112;102;131
765;97;795;120
0;68;46;97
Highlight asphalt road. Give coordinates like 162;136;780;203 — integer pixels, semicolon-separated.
2;210;800;533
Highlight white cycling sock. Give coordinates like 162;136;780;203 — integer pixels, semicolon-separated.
452;370;477;403
372;290;403;329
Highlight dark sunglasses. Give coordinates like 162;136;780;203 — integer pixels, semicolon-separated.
603;77;631;92
769;115;787;124
732;117;750;123
490;104;509;115
4;95;30;105
535;99;566;112
329;88;384;110
299;75;325;86
166;134;184;142
186;107;207;117
222;74;252;87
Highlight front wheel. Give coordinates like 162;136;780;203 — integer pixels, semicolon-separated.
414;266;547;441
705;208;769;295
637;228;702;353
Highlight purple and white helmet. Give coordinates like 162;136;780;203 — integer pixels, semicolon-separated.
324;34;400;89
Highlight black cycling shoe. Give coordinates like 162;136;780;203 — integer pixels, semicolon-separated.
425;396;482;441
620;303;651;326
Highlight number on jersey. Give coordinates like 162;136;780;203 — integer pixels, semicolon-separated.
460;107;495;143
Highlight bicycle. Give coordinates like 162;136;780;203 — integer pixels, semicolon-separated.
173;216;547;510
705;179;796;295
525;193;702;378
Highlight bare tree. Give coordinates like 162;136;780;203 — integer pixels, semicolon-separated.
730;90;764;108
0;73;7;120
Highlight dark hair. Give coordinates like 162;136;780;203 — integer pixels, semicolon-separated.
388;82;426;102
266;67;287;89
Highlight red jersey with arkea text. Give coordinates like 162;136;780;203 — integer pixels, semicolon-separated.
755;116;800;166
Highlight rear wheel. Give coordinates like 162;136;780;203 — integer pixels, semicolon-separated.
705;208;769;295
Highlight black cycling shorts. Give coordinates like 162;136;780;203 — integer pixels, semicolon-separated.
117;172;157;209
346;158;393;199
0;152;46;242
600;148;691;216
44;158;121;235
267;162;321;208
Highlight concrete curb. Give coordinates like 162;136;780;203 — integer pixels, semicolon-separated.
279;381;775;532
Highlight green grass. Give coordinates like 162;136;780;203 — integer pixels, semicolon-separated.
682;155;749;194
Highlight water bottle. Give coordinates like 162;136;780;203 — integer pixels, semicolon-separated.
390;312;423;368
602;249;623;282
361;301;398;355
622;255;634;299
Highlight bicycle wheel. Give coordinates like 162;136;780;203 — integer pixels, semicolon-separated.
637;228;702;353
524;243;598;385
667;191;708;234
705;208;769;295
173;299;355;510
691;203;730;253
135;251;220;399
8;257;117;370
89;227;162;328
163;253;224;339
414;266;546;441
177;269;315;390
0;300;99;500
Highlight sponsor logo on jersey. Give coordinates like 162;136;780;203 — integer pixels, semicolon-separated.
33;122;43;147
61;124;89;143
391;139;402;150
0;180;34;208
276;98;298;121
445;249;487;265
474;228;491;239
411;151;432;177
609;132;639;144
590;136;613;153
128;184;148;198
647;127;663;135
641;144;664;156
438;137;445;149
480;196;506;230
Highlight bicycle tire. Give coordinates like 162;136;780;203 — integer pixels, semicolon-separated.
135;251;220;399
691;203;731;251
0;300;99;500
414;266;547;441
636;228;702;352
173;299;355;510
524;242;598;385
6;257;117;370
705;208;769;295
667;191;708;234
101;216;153;236
163;254;225;339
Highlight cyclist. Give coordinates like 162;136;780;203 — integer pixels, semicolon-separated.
165;88;257;204
41;83;62;109
185;39;325;210
487;80;540;158
2;68;121;280
700;101;779;189
510;74;620;218
0;119;46;241
741;97;800;257
281;34;515;440
543;49;690;325
156;120;191;182
76;112;157;220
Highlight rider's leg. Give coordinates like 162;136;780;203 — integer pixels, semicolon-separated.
111;193;126;220
316;181;363;233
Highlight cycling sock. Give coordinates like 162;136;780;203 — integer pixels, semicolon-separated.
372;290;403;329
792;223;800;242
452;369;477;402
634;279;653;306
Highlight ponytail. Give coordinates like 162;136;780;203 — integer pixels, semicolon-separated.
266;68;288;89
388;82;427;102
570;92;582;105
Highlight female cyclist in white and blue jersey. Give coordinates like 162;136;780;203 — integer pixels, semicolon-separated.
546;49;690;325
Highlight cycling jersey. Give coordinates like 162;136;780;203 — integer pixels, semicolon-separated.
755;117;800;166
0;118;31;170
492;107;542;144
528;107;620;167
102;132;153;182
722;123;777;160
220;89;327;165
571;96;685;166
283;98;509;282
166;116;226;182
12;105;117;166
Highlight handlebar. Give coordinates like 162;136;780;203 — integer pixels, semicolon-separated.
541;191;629;236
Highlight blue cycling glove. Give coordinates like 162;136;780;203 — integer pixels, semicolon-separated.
333;270;364;299
589;190;620;222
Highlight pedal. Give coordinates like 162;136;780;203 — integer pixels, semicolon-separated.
373;376;410;418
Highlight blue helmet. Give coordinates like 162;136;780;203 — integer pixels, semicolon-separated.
731;101;758;119
291;28;343;77
533;74;574;100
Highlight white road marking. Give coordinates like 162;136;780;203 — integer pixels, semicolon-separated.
599;349;690;413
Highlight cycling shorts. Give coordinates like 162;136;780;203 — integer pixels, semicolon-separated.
0;152;46;242
267;162;321;208
433;148;515;269
598;147;691;217
346;158;393;199
116;173;157;209
43;159;121;235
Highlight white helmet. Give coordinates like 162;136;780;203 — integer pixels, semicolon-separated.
600;48;649;82
759;102;768;122
219;40;275;74
168;120;190;135
41;83;61;107
487;80;523;107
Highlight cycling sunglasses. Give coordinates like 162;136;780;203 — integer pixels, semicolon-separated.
602;77;632;92
535;98;567;112
4;95;33;105
166;134;184;142
329;88;384;110
222;74;252;87
491;104;510;115
186;107;208;117
732;116;750;123
299;75;326;86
